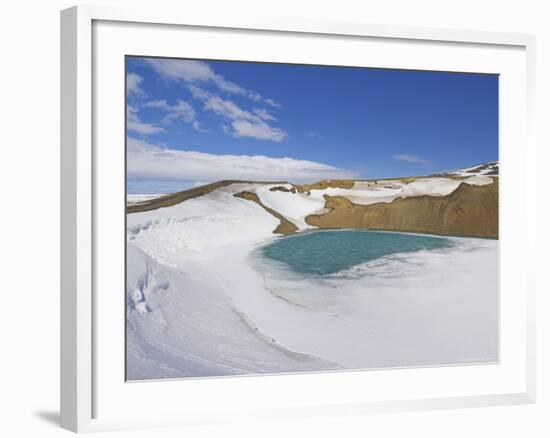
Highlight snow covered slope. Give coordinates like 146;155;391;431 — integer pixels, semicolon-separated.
127;243;336;379
127;163;498;379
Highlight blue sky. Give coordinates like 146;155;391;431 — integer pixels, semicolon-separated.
126;56;498;193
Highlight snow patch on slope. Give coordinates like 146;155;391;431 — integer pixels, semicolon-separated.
446;161;499;177
254;184;325;229
306;175;493;206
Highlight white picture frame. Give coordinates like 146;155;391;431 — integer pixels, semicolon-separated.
60;4;537;433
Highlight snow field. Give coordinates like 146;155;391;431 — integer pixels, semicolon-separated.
127;176;498;378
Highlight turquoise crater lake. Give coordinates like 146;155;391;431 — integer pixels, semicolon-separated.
261;230;454;276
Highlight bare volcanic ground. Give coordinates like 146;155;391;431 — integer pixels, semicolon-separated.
127;168;499;239
305;178;498;238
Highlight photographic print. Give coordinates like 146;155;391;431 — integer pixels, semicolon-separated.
125;56;498;380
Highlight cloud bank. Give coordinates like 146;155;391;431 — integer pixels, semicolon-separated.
127;137;357;184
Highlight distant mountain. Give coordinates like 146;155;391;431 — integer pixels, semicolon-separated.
443;161;499;177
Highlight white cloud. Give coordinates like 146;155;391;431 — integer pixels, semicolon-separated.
127;73;145;97
143;99;201;131
127;137;357;183
148;59;214;81
264;98;282;109
188;85;211;100
194;90;287;142
231;120;287;142
127;106;164;134
143;99;171;110
144;58;280;107
253;108;276;121
146;59;247;95
394;154;430;165
164;101;196;124
192;120;208;133
203;95;252;121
